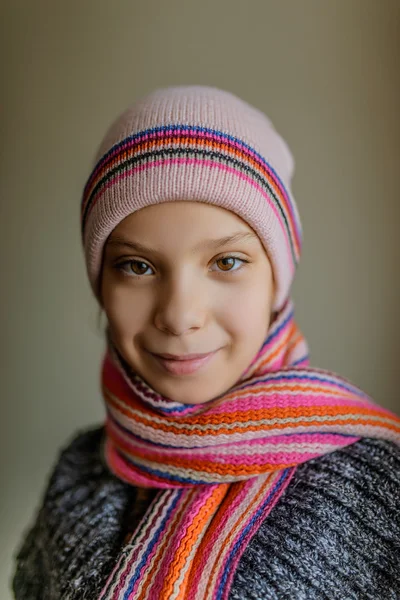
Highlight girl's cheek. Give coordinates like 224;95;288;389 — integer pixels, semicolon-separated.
215;289;268;332
103;283;152;335
115;301;150;332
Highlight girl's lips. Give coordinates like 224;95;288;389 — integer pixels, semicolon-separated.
151;350;219;376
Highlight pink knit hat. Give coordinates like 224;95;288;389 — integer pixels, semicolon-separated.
80;86;302;312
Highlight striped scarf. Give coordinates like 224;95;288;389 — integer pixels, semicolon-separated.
99;299;400;600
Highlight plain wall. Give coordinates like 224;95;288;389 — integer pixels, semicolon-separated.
1;1;399;597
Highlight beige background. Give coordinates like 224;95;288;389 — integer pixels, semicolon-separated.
1;1;399;597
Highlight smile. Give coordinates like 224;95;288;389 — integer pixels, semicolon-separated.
149;350;219;376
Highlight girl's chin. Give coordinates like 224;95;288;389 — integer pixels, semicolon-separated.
151;374;235;405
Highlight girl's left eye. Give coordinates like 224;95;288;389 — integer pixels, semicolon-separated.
115;255;248;278
211;256;247;273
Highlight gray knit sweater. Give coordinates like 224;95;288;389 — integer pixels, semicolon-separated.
12;426;400;599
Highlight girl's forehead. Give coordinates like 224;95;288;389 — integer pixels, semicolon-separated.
106;201;265;258
111;201;256;239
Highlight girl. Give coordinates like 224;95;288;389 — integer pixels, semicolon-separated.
12;86;400;600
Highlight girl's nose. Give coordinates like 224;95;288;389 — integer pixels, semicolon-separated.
153;277;207;336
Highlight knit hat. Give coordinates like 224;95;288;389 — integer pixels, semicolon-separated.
80;85;302;312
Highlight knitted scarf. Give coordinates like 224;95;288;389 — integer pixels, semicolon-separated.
98;299;400;600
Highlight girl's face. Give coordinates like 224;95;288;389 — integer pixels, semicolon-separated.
100;201;274;404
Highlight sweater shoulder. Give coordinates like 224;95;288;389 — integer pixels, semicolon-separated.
47;424;107;482
295;436;400;504
231;438;400;600
12;425;135;600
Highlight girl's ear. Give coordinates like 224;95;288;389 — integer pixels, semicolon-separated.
270;266;276;307
96;306;108;336
97;250;105;309
96;255;106;334
96;306;103;334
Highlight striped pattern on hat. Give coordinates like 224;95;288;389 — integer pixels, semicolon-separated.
80;86;302;311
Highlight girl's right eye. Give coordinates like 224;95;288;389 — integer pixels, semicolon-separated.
115;260;153;277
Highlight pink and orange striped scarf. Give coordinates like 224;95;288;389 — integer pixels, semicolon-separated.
99;299;400;600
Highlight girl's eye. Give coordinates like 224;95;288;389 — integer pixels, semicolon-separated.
115;255;248;278
117;260;154;277
211;256;247;273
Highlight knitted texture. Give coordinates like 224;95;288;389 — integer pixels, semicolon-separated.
72;85;400;598
12;426;400;600
98;298;400;599
12;428;137;600
80;85;302;312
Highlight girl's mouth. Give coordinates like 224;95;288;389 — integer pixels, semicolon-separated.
150;350;219;376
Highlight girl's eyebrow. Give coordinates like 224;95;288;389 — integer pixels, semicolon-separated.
107;232;259;255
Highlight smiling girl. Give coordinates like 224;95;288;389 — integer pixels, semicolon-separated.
101;202;275;404
13;86;400;600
